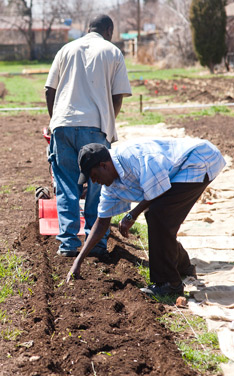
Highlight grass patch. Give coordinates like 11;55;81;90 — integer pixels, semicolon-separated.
0;327;23;341
0;74;47;106
111;213;125;226
0;185;11;194
158;312;206;333
111;214;148;245
118;110;164;126
157;309;228;374
171;105;232;120
190;105;231;118
24;185;36;193
138;263;150;285
0;60;51;73
0;251;30;303
125;59;208;81
0;251;31;342
179;342;228;373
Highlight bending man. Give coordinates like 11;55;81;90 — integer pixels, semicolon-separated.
67;137;226;296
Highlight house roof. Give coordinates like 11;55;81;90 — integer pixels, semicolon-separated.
0;17;70;31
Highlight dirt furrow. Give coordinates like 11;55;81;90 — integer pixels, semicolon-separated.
8;222;198;376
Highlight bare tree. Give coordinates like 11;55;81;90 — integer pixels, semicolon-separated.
163;0;191;24
68;0;97;34
150;0;196;65
109;0;140;34
39;0;68;58
0;0;6;13
5;0;35;59
2;0;68;60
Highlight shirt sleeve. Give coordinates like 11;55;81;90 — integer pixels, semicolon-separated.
45;50;61;89
98;187;131;218
112;53;132;97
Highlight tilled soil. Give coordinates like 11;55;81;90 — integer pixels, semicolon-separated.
0;110;233;375
133;76;234;103
7;222;197;376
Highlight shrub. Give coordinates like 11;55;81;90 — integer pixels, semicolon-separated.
190;0;227;73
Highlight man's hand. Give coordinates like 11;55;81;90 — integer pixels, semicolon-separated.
118;216;134;238
66;259;81;283
66;217;111;283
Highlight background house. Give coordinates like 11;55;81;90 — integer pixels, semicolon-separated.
0;17;70;60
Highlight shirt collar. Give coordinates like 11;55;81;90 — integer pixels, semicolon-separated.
87;31;104;39
110;149;125;181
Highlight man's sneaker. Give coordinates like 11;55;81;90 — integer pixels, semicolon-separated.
140;282;184;297
182;264;197;279
57;249;78;257
88;246;108;257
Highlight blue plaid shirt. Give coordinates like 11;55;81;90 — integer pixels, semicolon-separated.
98;137;226;218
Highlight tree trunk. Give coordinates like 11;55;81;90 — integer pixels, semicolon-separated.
208;62;214;74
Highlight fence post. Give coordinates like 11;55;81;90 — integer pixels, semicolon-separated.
139;94;143;113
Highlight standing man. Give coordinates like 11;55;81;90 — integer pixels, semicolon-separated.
67;138;226;297
45;15;132;257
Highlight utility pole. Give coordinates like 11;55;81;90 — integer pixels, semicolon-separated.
117;0;120;41
137;0;141;42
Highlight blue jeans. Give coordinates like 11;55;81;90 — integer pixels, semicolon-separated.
48;126;110;251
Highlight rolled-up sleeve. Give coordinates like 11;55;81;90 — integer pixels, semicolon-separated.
98;187;131;218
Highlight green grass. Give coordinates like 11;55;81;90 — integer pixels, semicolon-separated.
0;61;49;109
0;74;47;106
129;84;149;96
159;312;206;333
0;309;8;324
118;110;165;126
0;327;23;341
0;60;51;73
24;185;36;193
125;58;210;81
171;105;232;120
1;60;233;123
0;185;11;194
0;251;30;303
0;251;32;342
137;263;150;285
179;342;228;373
158;311;228;374
111;214;148;244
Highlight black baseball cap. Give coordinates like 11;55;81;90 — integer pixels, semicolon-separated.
78;143;110;185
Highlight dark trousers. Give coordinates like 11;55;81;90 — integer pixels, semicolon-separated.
144;174;210;284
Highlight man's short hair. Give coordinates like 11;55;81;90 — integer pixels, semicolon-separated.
89;14;114;33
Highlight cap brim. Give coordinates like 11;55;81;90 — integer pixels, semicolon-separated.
78;172;88;185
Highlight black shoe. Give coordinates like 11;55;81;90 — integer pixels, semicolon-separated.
88;246;108;257
182;264;197;279
140;282;184;297
57;249;78;257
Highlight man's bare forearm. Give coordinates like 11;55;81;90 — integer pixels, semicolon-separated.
66;217;111;282
129;199;152;220
75;217;111;263
45;86;56;118
112;94;123;118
